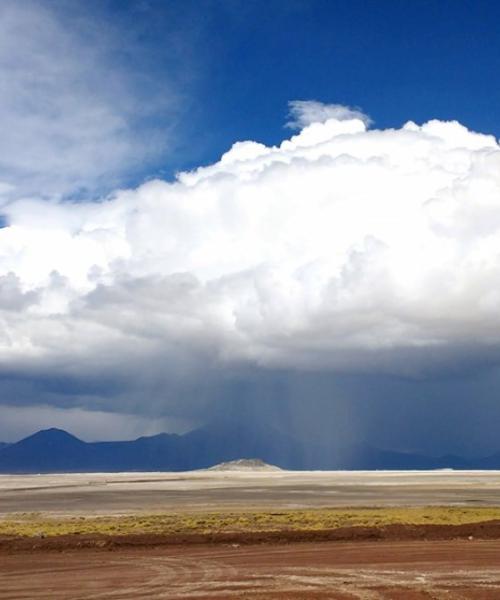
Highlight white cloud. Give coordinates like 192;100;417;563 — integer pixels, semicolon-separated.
286;100;372;129
0;0;179;198
0;109;500;401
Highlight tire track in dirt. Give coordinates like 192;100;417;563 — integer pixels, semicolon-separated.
3;540;500;599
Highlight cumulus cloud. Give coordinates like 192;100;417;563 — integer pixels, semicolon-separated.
0;0;180;198
1;108;500;421
286;100;372;129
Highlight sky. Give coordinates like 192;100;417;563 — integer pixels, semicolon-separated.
1;0;500;455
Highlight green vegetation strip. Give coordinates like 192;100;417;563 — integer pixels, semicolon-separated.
2;507;500;538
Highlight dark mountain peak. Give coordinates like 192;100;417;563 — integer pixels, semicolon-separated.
134;432;180;442
40;427;74;436
16;428;85;447
0;428;88;473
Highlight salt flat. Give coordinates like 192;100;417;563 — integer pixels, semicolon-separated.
1;469;500;515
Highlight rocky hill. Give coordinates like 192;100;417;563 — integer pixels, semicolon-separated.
208;458;282;471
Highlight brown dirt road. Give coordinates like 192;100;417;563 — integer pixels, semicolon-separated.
2;536;500;599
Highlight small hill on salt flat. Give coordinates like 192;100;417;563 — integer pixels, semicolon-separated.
208;458;282;472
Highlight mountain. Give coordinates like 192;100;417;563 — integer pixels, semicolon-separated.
470;452;500;469
331;445;469;471
0;424;499;473
0;428;89;472
0;428;182;473
0;442;9;450
177;419;304;470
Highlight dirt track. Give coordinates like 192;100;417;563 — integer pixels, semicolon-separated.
2;537;500;599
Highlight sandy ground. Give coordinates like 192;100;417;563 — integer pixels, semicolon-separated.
2;538;500;599
2;469;500;514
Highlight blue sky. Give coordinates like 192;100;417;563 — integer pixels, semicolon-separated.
108;0;500;182
2;0;500;194
1;0;500;453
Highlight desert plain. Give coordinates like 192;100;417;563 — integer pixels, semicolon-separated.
2;468;500;598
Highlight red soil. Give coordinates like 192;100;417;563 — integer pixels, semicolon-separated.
2;524;500;598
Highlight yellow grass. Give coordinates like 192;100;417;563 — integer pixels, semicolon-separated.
1;506;500;538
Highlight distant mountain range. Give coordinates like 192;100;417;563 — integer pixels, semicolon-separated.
1;422;500;473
